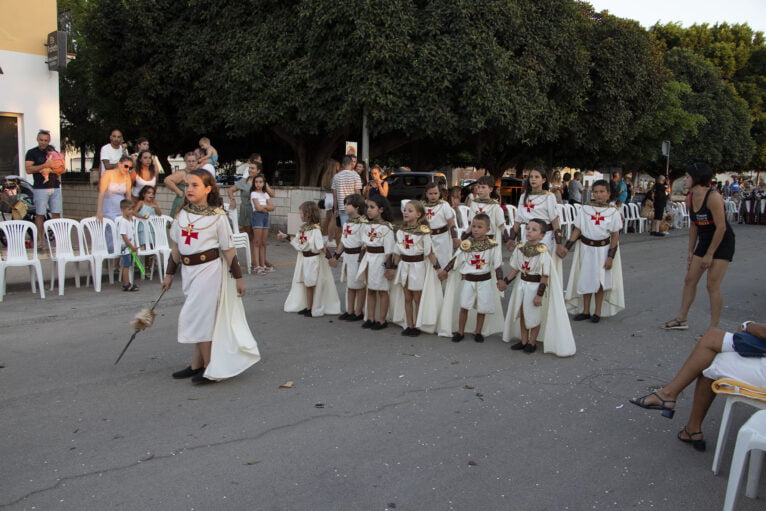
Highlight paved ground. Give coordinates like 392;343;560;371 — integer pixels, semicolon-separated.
1;225;764;511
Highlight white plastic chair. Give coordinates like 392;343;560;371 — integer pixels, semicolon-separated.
148;215;172;278
629;203;647;233
44;218;96;296
556;204;571;238
711;379;766;476
80;217;121;292
133;217;162;282
676;201;690;228
227;208;252;274
725;200;739;223
0;220;45;300
457;205;470;229
722;410;766;511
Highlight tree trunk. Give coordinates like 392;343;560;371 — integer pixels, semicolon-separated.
272;125;351;186
80;144;88;172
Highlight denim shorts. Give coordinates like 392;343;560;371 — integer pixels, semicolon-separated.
121;254;133;267
252;211;270;229
33;188;62;215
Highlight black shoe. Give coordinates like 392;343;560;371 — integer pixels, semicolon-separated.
510;341;525;350
304;309;313;317
452;333;464;343
298;308;309;316
590;314;600;323
523;344;537;353
172;366;204;379
629;391;676;419
677;427;706;452
361;320;374;329
474;333;484;343
408;328;421;337
371;321;388;330
401;327;413;336
191;373;216;385
348;314;364;322
573;313;591;321
339;312;351;320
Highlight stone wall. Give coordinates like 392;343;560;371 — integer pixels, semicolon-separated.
60;181;322;233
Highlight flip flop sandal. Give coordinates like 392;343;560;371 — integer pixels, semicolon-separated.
123;284;139;292
661;318;688;330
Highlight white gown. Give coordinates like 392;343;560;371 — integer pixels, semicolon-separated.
284;224;341;317
565;204;625;317
356;221;396;291
340;217;367;290
171;208;261;380
425;201;457;268
502;244;575;357
389;226;444;333
437;239;505;338
515;191;563;280
468;199;506;239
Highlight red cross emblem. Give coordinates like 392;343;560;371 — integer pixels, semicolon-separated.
298;232;308;244
343;224;353;238
590;212;604;225
402;234;414;249
524;200;535;213
521;261;531;272
181;225;198;245
426;208;435;220
368;227;377;242
470;254;486;270
477;207;485;214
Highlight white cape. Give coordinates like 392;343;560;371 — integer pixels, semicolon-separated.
389;265;444;333
564;245;625;317
205;262;262;379
502;258;576;357
437;261;504;338
284;253;341;317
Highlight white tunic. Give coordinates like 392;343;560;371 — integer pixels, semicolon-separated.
503;245;576;357
425;201;457;268
357;221;396;291
284;224;341;317
468;200;505;239
393;228;432;291
340;218;366;290
565;205;625;317
289;226;324;287
515;190;563;281
171;208;261;379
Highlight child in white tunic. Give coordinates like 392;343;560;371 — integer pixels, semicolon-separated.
356;195;396;330
279;201;340;318
390;200;443;336
330;194;367;321
509;169;567;280
467;175;506;241
162;170;261;385
563;180;625;322
422;183;459;268
502;219;575;357
437;214;506;342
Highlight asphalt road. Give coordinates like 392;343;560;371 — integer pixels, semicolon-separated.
1;225;764;511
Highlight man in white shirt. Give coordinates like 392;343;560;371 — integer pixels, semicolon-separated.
332;154;362;226
568;172;584;205
100;129;128;175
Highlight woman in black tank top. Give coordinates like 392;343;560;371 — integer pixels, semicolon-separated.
662;163;734;332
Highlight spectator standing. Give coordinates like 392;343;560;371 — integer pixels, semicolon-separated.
131;149;158;199
100;129;128;175
332;155;362;227
649;176;668;236
166;152;197;218
611;172;627;205
24;129;64;249
623;172;634;203
97;155;133;252
549;170;564;204
568;172;584;205
561;172;571;203
364;165;389;200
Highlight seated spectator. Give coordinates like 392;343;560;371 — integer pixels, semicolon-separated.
630;321;766;452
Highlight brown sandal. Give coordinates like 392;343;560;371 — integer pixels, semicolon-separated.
661;318;688;330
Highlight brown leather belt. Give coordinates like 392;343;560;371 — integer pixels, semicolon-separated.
344;246;362;254
303;251;319;257
431;225;449;235
580;236;610;247
365;246;385;253
181;248;219;266
401;254;424;262
462;272;491;282
521;273;542;283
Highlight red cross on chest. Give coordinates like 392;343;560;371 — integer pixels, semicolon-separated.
590;212;604;225
426;208;435;220
470;254;486;270
521;260;532;272
298;232;308;244
368;227;377;242
524;200;535;213
402;234;415;249
181;225;198;245
343;224;353;238
477;206;485;214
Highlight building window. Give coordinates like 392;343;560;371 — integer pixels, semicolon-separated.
0;115;20;177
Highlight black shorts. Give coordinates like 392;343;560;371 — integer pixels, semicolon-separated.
693;229;735;261
653;202;666;220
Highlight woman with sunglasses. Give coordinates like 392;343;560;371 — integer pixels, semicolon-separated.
97;155;134;252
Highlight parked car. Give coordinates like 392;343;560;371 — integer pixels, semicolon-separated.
385;171;448;204
460;176;524;205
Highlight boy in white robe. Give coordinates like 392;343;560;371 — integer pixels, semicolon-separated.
467;175;506;241
437;214;506;342
503;219;575;356
330;194;368;321
422;184;459;268
562;179;625;322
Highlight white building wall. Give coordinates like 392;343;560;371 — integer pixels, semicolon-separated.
0;49;61;178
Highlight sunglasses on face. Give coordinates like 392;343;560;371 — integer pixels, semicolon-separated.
122;164;134;169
